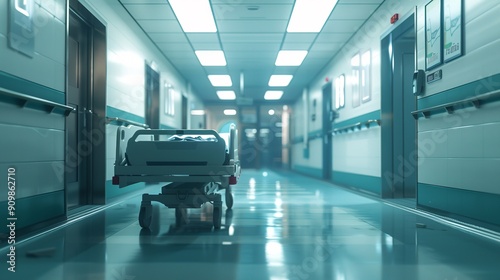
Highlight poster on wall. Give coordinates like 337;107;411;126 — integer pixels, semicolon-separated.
9;0;35;57
443;0;463;62
351;53;360;108
425;0;442;70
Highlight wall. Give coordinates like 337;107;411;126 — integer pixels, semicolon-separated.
0;0;67;234
415;0;500;227
291;0;500;227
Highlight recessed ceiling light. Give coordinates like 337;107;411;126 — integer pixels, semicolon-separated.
195;50;227;66
208;75;232;87
269;75;293;86
275;50;308;66
217;90;236;100
287;0;339;32
191;110;205;115
264;90;284;100
224;109;237;115
168;0;217;32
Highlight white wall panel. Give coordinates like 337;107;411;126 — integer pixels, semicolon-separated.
0;162;64;201
0;1;65;92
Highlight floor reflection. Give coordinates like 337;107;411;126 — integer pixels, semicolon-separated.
1;169;500;280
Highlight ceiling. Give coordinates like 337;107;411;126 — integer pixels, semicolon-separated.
118;0;385;105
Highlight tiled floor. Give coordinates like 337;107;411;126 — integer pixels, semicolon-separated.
2;169;500;280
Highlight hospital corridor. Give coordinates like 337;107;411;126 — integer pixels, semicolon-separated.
2;0;500;279
1;169;500;280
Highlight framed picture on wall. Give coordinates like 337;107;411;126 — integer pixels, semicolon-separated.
443;0;463;62
425;0;442;70
335;74;345;109
351;53;360;108
360;50;371;103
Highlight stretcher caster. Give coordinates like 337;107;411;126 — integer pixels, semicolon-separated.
213;205;222;230
139;204;152;228
225;187;234;210
175;207;188;226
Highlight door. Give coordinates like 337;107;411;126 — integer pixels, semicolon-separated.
381;14;417;199
66;11;91;209
145;64;160;131
322;83;333;180
393;34;417;197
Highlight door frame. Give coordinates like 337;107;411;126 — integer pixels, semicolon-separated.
381;11;417;198
322;82;333;180
66;0;107;209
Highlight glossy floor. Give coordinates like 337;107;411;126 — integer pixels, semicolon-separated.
2;169;500;280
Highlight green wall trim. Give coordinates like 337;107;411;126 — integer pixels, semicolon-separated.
418;183;500;227
106;180;147;201
333;110;381;130
332;171;381;195
0;70;65;104
106;106;146;125
160;124;176;129
293;165;322;178
308;129;323;140
291;136;304;144
0;191;65;235
417;73;500;110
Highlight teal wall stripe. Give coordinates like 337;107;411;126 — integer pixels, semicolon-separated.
308;129;323;140
418;183;500;226
417;73;500;110
292;111;381;144
106;180;147;201
291;136;304;144
0;191;65;235
332;171;381;195
0;70;65;104
293;165;322;178
160;124;176;130
333;110;381;129
107;106;145;124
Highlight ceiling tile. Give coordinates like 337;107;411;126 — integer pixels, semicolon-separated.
315;32;353;43
123;4;174;20
212;4;293;20
149;32;187;43
137;19;183;33
322;19;365;33
331;4;380;20
217;20;288;33
219;33;283;43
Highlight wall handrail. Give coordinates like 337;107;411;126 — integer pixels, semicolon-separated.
105;117;149;128
331;119;381;135
411;89;500;119
0;86;75;116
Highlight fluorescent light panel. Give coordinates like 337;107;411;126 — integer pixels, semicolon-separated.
264;90;283;100
168;0;216;32
217;90;236;100
269;75;293;87
191;109;206;115
224;109;237;115
208;75;232;87
287;0;338;32
275;50;308;66
195;50;227;66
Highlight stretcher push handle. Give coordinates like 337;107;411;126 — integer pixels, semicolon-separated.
129;129;224;143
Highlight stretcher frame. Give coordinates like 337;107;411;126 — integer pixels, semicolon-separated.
113;125;240;229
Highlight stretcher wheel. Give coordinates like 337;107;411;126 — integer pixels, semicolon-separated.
175;207;188;226
139;205;152;228
225;189;233;210
213;206;222;229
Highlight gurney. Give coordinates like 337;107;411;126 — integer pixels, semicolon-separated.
112;124;240;229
